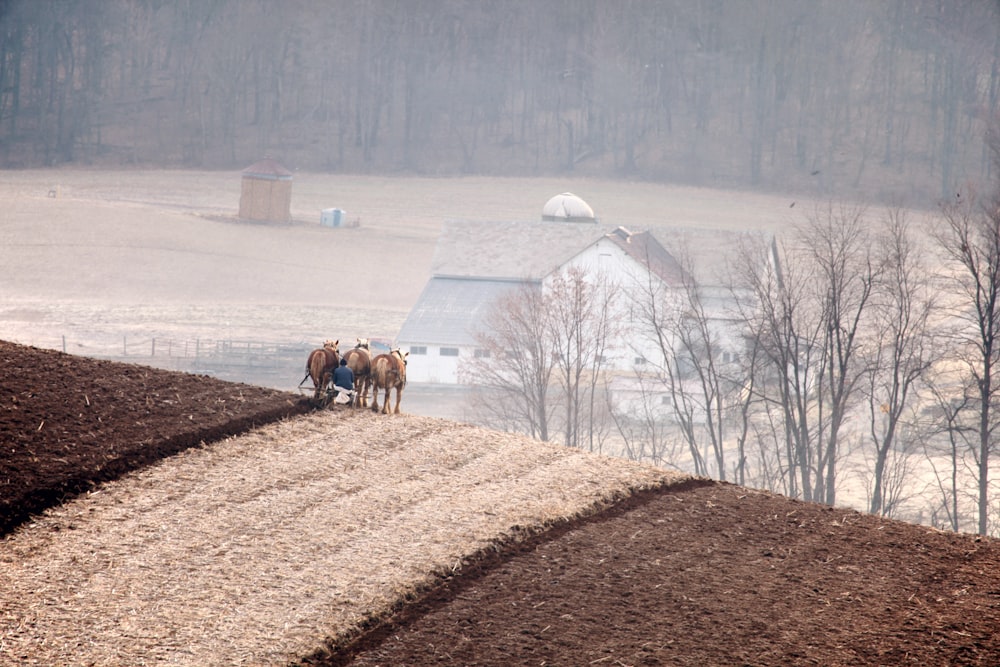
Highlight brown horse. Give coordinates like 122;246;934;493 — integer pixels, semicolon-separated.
369;348;408;414
305;339;339;403
341;338;372;408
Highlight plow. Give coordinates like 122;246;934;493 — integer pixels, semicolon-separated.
298;371;356;408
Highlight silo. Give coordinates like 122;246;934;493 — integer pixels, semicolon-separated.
541;192;597;223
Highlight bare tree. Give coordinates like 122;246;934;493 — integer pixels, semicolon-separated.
607;369;684;468
465;281;554;441
628;244;710;477
730;329;767;487
734;205;879;505
931;182;1000;535
465;266;618;449
620;233;767;482
737;233;825;500
922;379;974;533
746;396;794;495
863;208;937;516
804;203;881;506
5;1;1000;201
665;258;740;478
546;266;620;450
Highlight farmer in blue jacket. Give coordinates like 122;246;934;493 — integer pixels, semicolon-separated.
332;357;355;405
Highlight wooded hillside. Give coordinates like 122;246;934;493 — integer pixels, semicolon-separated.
1;0;997;205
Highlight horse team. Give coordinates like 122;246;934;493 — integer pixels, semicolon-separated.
304;338;409;414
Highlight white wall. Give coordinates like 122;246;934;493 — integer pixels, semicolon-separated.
404;237;751;386
552;238;681;373
404;344;475;384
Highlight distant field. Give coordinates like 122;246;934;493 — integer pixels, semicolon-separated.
0;169;933;358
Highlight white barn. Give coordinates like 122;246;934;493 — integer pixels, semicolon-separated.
398;217;606;384
397;192;761;387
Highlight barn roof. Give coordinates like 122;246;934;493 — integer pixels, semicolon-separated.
430;219;769;288
396;277;527;347
432;220;609;280
403;221;770;352
604;226;687;286
242;158;293;180
646;226;773;288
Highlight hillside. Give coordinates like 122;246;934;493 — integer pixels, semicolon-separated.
5;3;996;206
2;342;1000;666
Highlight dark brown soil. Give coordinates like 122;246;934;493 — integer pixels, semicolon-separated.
0;340;311;536
322;481;1000;666
4;339;1000;666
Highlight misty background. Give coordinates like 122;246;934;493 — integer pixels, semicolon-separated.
1;0;997;207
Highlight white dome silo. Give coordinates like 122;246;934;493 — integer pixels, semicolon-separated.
541;192;596;223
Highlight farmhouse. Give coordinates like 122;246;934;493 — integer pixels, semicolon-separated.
397;193;762;391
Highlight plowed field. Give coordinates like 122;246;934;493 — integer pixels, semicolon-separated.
3;341;1000;666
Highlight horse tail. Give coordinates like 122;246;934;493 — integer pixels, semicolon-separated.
308;349;331;397
370;355;386;388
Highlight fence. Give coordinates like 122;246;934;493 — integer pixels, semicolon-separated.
50;334;316;393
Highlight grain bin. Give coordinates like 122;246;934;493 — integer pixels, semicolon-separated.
239;158;293;223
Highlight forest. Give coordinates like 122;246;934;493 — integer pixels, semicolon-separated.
0;0;997;206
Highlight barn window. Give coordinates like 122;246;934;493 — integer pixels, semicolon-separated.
634;356;647;366
410;346;427;355
474;348;490;358
721;351;740;364
440;347;460;357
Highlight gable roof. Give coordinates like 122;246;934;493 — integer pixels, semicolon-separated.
603;227;687;286
430;220;704;288
402;221;769;351
396;277;527;347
